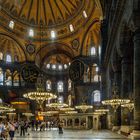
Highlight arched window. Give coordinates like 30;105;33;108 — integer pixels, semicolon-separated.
14;55;19;62
90;47;96;56
0;68;3;85
94;74;99;82
57;81;63;92
6;54;12;62
46;80;51;91
5;69;12;86
68;79;72;91
13;71;19;86
9;20;15;29
0;52;3;60
93;90;101;102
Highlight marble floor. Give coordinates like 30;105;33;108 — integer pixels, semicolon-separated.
14;129;129;140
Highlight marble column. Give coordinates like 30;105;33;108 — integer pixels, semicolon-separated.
3;69;5;85
131;29;140;140
121;57;132;126
113;70;122;129
111;54;122;130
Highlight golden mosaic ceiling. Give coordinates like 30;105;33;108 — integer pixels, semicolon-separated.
1;0;84;27
0;0;103;63
0;0;95;40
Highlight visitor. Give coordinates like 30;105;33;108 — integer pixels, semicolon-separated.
58;122;63;134
8;121;15;140
19;120;25;136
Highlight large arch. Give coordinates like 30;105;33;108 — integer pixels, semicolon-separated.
0;33;27;62
35;42;74;67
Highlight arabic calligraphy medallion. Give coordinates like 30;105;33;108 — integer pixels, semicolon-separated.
21;64;39;83
69;59;84;82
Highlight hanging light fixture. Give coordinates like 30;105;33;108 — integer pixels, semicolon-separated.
23;3;57;108
48;95;68;109
102;83;130;111
0;99;15;112
23;74;57;108
65;111;78;114
95;109;109;115
121;102;134;112
60;107;75;111
75;97;93;113
75;103;93;113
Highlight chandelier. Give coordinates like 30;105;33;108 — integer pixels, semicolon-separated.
65;111;78;114
0;99;15;112
48;102;68;108
75;103;93;113
60;107;75;111
95;109;109;115
23;112;34;116
23;74;57;108
75;97;93;113
102;83;130;111
48;95;68;109
121;102;134;112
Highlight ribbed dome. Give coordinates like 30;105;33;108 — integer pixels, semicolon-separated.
1;0;84;28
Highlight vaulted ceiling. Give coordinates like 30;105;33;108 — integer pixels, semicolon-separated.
0;0;103;65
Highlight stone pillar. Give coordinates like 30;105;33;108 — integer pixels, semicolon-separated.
89;65;92;82
111;52;122;130
19;72;21;87
121;57;132;126
11;70;14;86
3;69;5;85
131;29;140;139
113;70;122;129
79;118;81;128
72;119;74;128
65;118;67;127
86;116;88;129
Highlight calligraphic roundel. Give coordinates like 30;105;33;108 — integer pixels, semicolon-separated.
21;64;39;83
69;59;84;82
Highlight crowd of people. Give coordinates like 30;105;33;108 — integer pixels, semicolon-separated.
0;119;63;140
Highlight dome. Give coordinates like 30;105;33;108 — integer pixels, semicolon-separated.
0;0;96;40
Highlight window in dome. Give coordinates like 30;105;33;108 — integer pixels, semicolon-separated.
6;54;12;63
90;47;96;56
51;30;56;39
14;55;19;62
57;81;63;92
93;90;101;102
5;69;12;86
0;68;3;85
46;64;50;69
0;52;3;60
9;21;15;29
69;24;74;32
83;10;87;18
64;64;68;69
94;74;99;82
29;29;34;37
58;64;63;70
99;45;101;55
96;67;99;72
52;64;56;70
68;79;72;91
13;71;19;86
46;80;52;91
